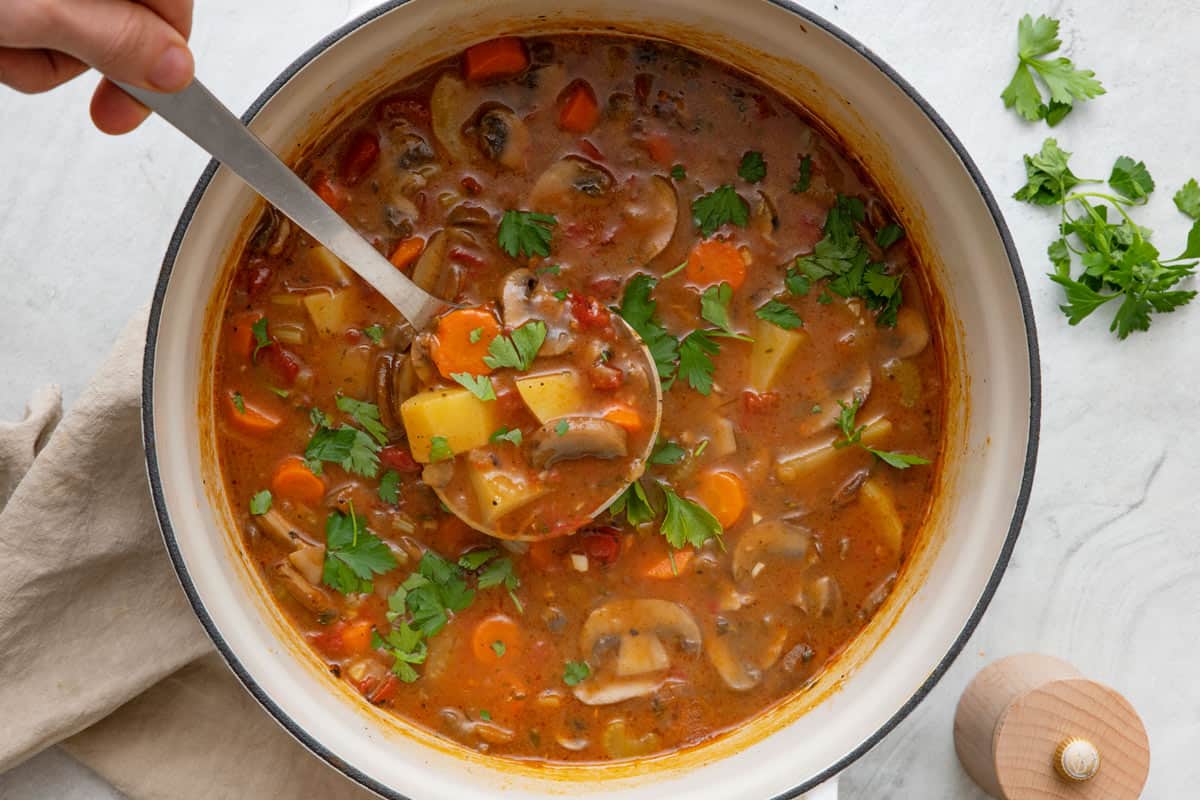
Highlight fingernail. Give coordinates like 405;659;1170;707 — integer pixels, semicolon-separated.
149;45;193;91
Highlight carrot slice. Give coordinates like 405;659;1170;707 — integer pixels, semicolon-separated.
389;236;425;271
462;37;529;83
430;306;502;378
686;240;747;290
603;404;643;433
557;80;600;134
691;470;747;528
228;311;263;360
225;393;282;435
643;132;675;167
527;539;562;572
340;619;375;657
271;457;326;506
310;172;346;212
471;614;522;663
643;547;694;579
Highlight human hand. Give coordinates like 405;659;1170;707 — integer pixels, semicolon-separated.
0;0;195;134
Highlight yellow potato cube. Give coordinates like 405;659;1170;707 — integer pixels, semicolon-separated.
400;388;497;462
467;465;546;525
775;418;892;484
748;318;809;392
859;478;904;554
515;369;585;424
307;245;354;285
303;289;350;337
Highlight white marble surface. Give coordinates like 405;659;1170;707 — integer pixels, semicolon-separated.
2;1;1198;797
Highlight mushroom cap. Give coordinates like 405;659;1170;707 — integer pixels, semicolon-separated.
580;598;701;653
529;156;615;211
731;519;814;582
528;416;628;469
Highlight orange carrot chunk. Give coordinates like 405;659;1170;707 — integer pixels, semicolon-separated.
557;80;600;134
271;457;327;506
389;236;425;271
462;37;529;83
339;619;375;657
471;614;522;663
225;393;283;435
691;470;748;528
603;404;643;433
430;307;502;378
643;132;675;167
644;547;694;579
686;240;747;290
228;311;263;360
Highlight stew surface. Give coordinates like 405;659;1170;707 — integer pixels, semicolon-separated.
212;34;945;763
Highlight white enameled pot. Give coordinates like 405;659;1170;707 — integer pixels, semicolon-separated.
142;1;1039;797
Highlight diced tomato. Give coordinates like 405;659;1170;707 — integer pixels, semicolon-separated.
557;80;600;133
578;138;603;161
752;93;776;119
568;292;612;331
462;37;530;83
344;328;363;344
310;622;353;659
310;172;346;211
379;445;421;473
238;258;273;298
588;362;624;391
741;389;780;414
261;344;302;385
527;539;564;572
374;93;430;125
580;527;622;566
340;129;381;186
461;175;483;195
643;132;674;167
369;674;400;704
587;275;621;300
493;386;526;419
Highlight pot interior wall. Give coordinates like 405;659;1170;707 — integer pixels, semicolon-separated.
148;1;1033;797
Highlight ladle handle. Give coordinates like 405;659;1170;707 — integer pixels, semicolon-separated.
118;79;442;330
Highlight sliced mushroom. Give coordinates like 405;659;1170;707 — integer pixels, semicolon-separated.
795;575;843;617
705;622;761;691
622;175;678;263
274;561;332;614
447;203;492;229
798;361;873;438
573;599;701;705
255;508;304;549
732;519;813;582
440;708;516;746
885;307;930;358
750;190;779;243
287;543;325;585
393;132;435;169
529;417;628;469
422;460;454;489
530;156;615;210
410;230;453;299
374;351;418;432
409;332;437;386
430;74;474;163
501;268;540;327
469;105;530;170
500;269;575;354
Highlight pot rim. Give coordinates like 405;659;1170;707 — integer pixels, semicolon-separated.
141;1;1041;796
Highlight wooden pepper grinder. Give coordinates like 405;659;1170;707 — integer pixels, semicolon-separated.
954;654;1150;799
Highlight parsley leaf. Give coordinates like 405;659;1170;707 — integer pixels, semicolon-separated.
617;274;680;383
363;324;385;344
866;448;933;469
554;419;569;436
396;552;474;637
563;661;591;686
498;210;556;259
537;264;561;276
251;317;271;361
457;548;522;613
322;505;397;594
249;490;272;515
1109;156;1155;201
483;321;546;371
660;486;723;550
1001;14;1104;125
379;469;400;504
875;224;905;249
468;327;483;344
791;154;813;194
304;424;380;478
491;640;506;657
700;282;750;339
834;397;930;469
375;622;427;683
785;267;811;297
1174;179;1200;220
336;395;389;445
692;185;749;237
231;392;245;414
671;164;686;180
650;441;687;465
756;299;803;330
428;436;453;463
677;330;720;395
451;372;496;401
738;151;766;183
1013;138;1081;205
268;386;289;399
490;426;523;446
609;480;655;526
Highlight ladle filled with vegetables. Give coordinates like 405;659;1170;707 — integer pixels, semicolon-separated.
119;70;663;541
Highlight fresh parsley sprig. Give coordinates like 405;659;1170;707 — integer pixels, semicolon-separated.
498;210;557;259
483;320;547;371
1001;14;1104;126
692;185;749;237
833;397;931;469
322;503;397;594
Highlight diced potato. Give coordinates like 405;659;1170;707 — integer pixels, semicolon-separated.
749;318;809;392
272;322;306;345
307;244;354;286
775;418;892;484
710;417;738;457
467;464;546;524
616;633;669;677
303;289;350;337
515;369;585;424
401;388;498;462
859;478;904;553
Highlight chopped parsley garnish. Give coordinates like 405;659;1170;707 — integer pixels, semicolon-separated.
251;317;271;361
791;154;813;194
692;184;749;237
379;469;400;504
479;710;492;721
483;320;546;371
554;419;570;437
755;299;803;330
391;552;474;637
693;439;709;457
335;395;388;445
553;289;569;301
649;440;687;465
563;661;591;686
459;548;523;613
1001;14;1104;126
491;641;506;657
833;397;931;469
1014;139;1200;337
536;264;561;276
617;274;680;384
231;392;246;414
490;426;523;446
304;424;380;478
374;622;427;683
249;490;272;515
609;480;654;526
700;282;750;339
363;324;385;344
322;504;397;594
428;436;454;463
677;330;720;395
875;224;905;250
498;210;556;259
468;327;483;344
738;151;766;183
670;164;686;181
451;372;496;401
268;386;289;399
661;486;723;550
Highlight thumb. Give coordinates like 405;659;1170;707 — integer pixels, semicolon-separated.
43;0;194;91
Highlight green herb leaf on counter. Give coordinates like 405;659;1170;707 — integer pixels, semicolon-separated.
379;469;401;505
791;154;813;194
336;396;389;445
755;299;803;330
231;392;246;414
738;151;767;183
660;486;723;550
1013;138;1082;205
251;317;271;361
490;426;523;446
692;184;749;237
498;210;557;259
563;661;591;686
322;504;397;594
1001;14;1104;125
617;274;680;383
451;372;496;402
483;320;546;371
249;490;272;515
428;436;454;463
363;324;385;344
1109;156;1155;201
1174;179;1200;219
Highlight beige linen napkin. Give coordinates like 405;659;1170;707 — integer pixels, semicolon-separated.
0;308;374;800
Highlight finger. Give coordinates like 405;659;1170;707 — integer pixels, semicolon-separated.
0;47;87;93
34;0;195;91
138;0;195;39
90;76;151;135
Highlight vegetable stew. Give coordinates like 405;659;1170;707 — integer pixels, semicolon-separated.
213;34;944;762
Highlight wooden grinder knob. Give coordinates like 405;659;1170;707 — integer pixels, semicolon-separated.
954;654;1150;799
